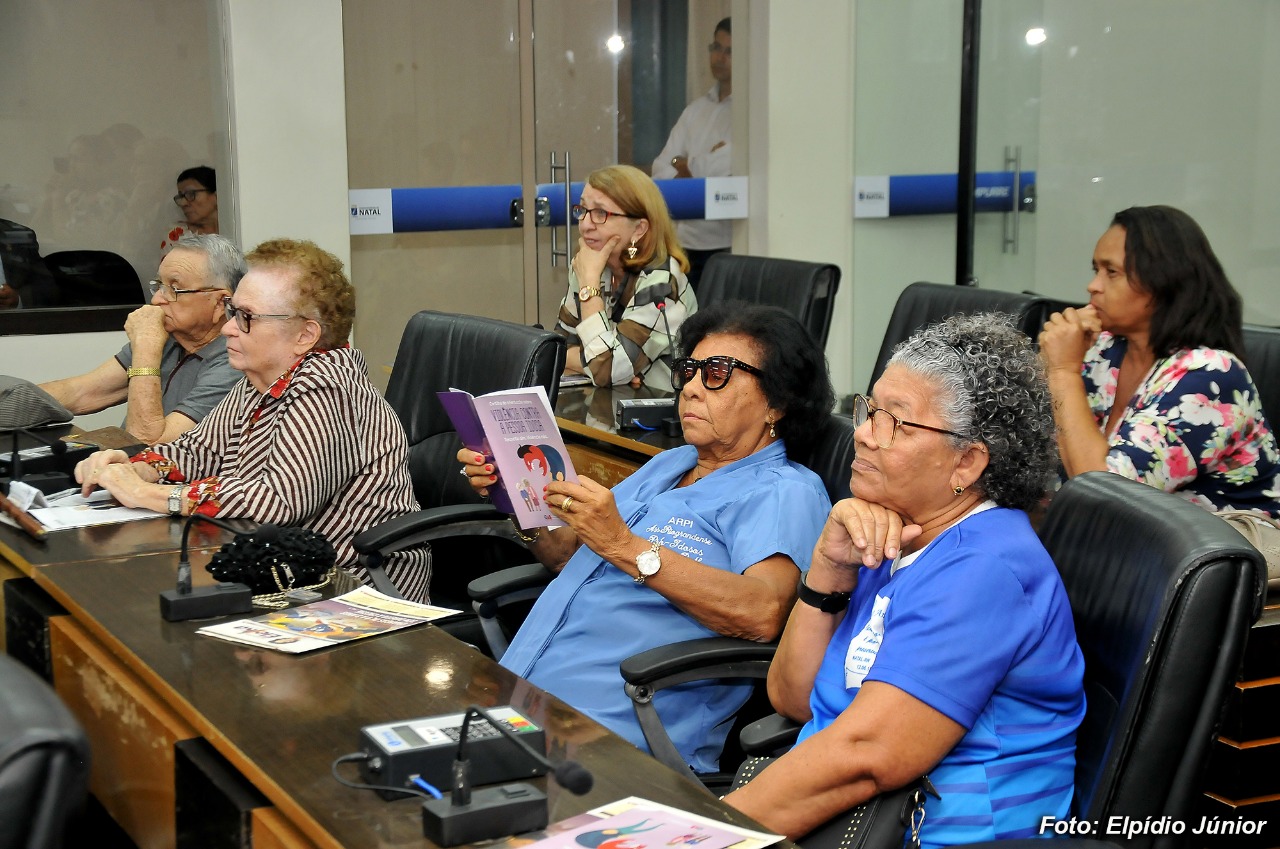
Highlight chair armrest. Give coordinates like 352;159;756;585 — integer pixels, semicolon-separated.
353;503;513;554
468;562;555;603
738;713;801;755
620;637;777;688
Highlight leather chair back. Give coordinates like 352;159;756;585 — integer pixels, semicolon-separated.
42;250;143;308
696;254;841;346
868;282;1038;391
1242;324;1280;429
0;654;90;849
796;413;856;505
1039;473;1263;839
385;311;565;511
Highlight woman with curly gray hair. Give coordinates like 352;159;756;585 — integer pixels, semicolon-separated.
726;313;1085;848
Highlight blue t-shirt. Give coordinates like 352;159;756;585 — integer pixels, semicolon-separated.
502;441;830;773
800;507;1085;848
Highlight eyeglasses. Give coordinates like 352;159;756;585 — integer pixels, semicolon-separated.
852;394;967;449
571;204;634;225
173;189;212;205
671;356;763;391
148;280;225;300
224;301;306;334
707;42;731;56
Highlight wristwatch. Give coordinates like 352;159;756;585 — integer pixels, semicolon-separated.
635;540;662;584
127;367;161;379
797;572;851;613
167;485;184;516
578;286;601;302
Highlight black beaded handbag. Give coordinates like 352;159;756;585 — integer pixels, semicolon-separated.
206;526;336;606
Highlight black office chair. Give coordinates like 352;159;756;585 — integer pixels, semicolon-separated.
0;653;91;849
1242;324;1280;429
43;250;143;307
696;254;841;346
351;311;565;648
867;282;1038;391
742;472;1264;848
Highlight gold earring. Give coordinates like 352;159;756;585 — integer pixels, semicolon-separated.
953;485;964;495
627;237;638;260
767;419;777;438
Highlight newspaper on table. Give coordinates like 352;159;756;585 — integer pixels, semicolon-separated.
436;384;578;530
0;481;158;532
489;796;782;849
196;586;460;653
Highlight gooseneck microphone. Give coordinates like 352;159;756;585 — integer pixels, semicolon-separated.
3;427;92;495
422;704;594;846
159;512;257;621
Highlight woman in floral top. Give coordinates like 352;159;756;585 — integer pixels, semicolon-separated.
1039;205;1279;516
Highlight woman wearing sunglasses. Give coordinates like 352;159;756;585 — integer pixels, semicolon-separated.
725;313;1084;848
75;238;431;603
557;164;697;389
460;301;833;773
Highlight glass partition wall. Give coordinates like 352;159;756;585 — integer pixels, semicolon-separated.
0;0;233;333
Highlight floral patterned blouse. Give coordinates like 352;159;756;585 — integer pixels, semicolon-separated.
1082;332;1280;516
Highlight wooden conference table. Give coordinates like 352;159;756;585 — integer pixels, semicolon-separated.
0;515;772;849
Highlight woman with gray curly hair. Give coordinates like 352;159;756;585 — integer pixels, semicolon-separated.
725;313;1085;848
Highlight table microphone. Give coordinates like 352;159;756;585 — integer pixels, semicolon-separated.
3;426;92;495
160;513;256;622
422;704;593;846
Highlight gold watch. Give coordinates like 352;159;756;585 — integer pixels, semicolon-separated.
127;367;161;379
578;286;601;302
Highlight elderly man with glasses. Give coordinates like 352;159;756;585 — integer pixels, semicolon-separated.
40;233;244;443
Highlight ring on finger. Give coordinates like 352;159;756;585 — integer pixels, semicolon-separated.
562;496;574;512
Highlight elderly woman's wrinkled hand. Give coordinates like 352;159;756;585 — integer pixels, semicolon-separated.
545;476;628;556
75;449;134;497
1038;305;1101;373
456;448;497;497
813;497;923;577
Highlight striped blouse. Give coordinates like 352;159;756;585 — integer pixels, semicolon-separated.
134;346;431;603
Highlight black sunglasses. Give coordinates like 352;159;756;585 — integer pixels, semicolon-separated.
671;356;764;391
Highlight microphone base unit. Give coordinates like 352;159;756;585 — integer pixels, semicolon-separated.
359;707;547;799
616;397;676;430
422;783;547;846
1;473;75;497
0;442;96;478
160;582;254;621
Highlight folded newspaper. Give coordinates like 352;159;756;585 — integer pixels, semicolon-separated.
196;586;460;653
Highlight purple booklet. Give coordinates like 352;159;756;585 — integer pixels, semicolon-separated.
437;385;578;529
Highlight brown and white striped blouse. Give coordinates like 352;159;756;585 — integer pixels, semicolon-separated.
135;347;431;602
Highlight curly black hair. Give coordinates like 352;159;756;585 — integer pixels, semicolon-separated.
676;300;834;460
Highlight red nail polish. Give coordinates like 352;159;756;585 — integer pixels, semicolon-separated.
485;464;494;473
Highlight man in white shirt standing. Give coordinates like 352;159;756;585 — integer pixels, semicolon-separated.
651;17;731;290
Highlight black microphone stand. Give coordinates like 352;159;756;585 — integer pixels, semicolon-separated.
422;704;594;846
159;513;257;621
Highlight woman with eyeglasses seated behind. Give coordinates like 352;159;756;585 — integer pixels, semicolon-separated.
161;165;219;256
75;238;431;603
557;164;697;389
459;301;833;772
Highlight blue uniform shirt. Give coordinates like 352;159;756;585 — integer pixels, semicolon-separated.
502;441;830;773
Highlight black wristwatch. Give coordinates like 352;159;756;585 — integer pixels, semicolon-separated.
797;572;852;613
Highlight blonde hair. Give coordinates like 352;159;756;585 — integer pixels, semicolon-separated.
244;238;354;349
586;164;689;275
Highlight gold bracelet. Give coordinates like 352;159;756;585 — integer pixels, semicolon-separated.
127;367;161;379
509;515;541;543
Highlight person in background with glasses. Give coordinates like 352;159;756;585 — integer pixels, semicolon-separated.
39;233;244;443
651;16;732;289
459;301;833;773
75;238;431;603
725;313;1084;849
557;163;697;390
160;165;219;257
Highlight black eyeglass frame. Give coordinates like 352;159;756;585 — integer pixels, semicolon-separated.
224;301;307;334
571;204;636;225
852;394;967;448
172;188;213;205
671;356;764;391
147;280;226;300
